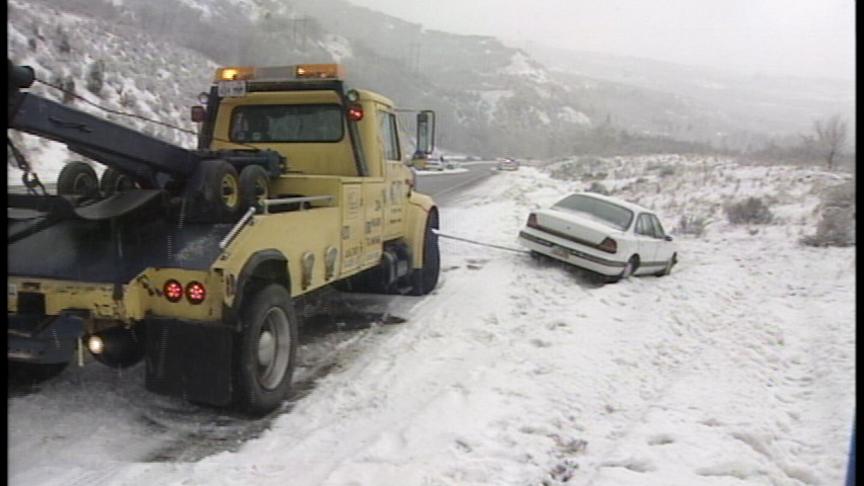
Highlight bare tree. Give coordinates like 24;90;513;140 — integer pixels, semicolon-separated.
814;115;848;170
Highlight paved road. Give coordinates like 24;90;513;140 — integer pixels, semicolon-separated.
413;161;499;205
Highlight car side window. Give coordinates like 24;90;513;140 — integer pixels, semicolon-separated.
635;214;653;236
649;215;666;239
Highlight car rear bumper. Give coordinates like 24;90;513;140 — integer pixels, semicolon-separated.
518;230;626;276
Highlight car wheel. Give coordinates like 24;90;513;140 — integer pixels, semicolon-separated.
57;161;99;197
657;253;677;277
619;255;639;280
410;209;440;296
235;284;298;416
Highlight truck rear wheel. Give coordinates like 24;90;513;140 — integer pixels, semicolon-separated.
57;161;98;197
235;283;298;415
410;209;440;295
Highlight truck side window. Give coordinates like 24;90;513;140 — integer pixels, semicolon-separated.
377;111;401;161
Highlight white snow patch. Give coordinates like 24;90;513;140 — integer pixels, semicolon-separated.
321;34;353;62
559;106;592;126
8;157;855;486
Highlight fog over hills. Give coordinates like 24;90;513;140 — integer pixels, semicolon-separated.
7;0;854;169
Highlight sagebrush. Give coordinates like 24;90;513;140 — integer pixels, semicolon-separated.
724;197;773;225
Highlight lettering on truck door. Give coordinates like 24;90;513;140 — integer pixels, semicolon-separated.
363;181;385;267
341;184;365;274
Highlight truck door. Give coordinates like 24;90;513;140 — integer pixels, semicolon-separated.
377;109;406;240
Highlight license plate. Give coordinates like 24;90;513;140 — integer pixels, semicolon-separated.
552;246;569;258
217;80;247;97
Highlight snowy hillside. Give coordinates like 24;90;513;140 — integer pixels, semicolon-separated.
9;156;855;486
7;0;217;183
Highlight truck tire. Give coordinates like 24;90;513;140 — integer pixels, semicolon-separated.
100;167;137;196
57;161;99;197
238;165;270;212
409;209;440;295
200;160;241;221
235;283;298;415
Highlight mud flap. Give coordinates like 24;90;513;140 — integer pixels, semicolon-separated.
144;319;234;407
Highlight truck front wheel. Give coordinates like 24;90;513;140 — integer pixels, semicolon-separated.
235;284;298;415
410;209;440;295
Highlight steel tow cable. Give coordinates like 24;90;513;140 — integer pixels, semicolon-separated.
432;229;529;254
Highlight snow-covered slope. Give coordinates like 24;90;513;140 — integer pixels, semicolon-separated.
8;0;216;183
8;155;855;486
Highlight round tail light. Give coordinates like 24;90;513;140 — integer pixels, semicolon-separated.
164;280;183;303
186;281;206;305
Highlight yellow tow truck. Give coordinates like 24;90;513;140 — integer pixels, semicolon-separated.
8;62;440;414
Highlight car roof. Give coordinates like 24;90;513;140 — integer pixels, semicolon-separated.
563;191;654;214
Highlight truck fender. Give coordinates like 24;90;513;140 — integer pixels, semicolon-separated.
229;249;291;330
404;192;437;269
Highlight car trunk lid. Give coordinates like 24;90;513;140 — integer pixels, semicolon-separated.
534;208;619;245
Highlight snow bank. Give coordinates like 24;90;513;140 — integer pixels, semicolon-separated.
8;156;855;486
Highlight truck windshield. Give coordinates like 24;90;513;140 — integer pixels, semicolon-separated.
552;194;634;231
229;104;344;143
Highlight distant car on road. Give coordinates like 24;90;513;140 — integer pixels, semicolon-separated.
497;158;519;171
425;157;445;171
518;192;677;282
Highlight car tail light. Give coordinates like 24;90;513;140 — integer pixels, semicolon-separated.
597;237;617;254
527;213;540;229
186;281;206;305
164;280;183;303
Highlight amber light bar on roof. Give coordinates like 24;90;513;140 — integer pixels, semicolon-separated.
213;64;345;83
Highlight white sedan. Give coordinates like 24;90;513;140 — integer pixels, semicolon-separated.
518;192;677;281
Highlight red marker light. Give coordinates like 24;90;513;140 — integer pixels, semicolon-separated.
347;105;364;121
164;280;183;303
186;281;207;305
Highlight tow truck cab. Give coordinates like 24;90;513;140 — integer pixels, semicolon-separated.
7;62;440;415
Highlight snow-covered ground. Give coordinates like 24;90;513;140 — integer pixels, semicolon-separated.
8;156;855;486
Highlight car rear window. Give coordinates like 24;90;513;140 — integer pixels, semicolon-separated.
552;194;634;231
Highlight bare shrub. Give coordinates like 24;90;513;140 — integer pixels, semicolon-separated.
676;215;708;237
586;182;610;195
86;60;105;95
724;197;774;225
801;181;855;247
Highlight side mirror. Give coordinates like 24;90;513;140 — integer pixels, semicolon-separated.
190;105;206;123
416;110;436;155
664;235;674;242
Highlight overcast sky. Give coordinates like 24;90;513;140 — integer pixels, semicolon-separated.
345;0;855;80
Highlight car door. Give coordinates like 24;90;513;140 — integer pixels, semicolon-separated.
648;214;674;262
633;213;659;273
